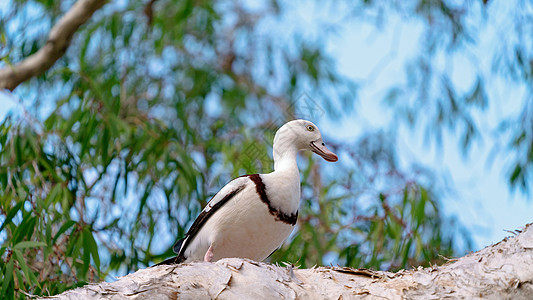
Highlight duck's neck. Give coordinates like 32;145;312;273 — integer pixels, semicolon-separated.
273;146;299;173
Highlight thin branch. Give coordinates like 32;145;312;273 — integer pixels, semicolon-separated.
0;0;108;91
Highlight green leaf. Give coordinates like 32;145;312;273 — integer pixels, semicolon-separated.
13;241;47;249
14;133;22;166
12;215;36;245
24;127;40;156
24;216;37;241
53;220;77;244
0;201;23;232
13;249;41;289
45;183;62;207
101;128;110;165
81;230;91;277
1;257;14;296
402;239;413;267
44;220;52;259
65;229;80;260
510;164;522;185
83;227;101;271
136;182;153;219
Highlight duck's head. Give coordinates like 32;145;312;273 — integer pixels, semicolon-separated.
273;119;338;162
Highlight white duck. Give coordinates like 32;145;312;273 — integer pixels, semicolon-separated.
156;119;337;265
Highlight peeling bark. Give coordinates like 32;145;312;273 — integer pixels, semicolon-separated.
47;223;533;299
0;0;107;91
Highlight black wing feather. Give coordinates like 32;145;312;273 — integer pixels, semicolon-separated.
172;237;185;254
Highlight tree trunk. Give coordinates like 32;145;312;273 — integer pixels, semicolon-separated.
48;223;533;299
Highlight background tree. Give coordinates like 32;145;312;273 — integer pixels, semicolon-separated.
0;0;530;298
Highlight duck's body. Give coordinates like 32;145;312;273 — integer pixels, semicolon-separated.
156;120;337;265
181;172;299;262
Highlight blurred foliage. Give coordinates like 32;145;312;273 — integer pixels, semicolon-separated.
272;133;461;269
4;0;533;298
378;1;533;193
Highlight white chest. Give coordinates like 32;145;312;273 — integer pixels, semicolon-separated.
261;169;301;214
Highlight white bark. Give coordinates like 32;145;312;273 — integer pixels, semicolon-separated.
47;223;533;299
0;0;107;91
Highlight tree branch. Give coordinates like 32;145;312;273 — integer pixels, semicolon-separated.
0;0;107;91
49;223;533;299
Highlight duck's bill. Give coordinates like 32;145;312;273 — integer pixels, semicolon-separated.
310;140;338;162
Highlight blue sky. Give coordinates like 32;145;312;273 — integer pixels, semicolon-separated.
1;0;531;255
290;0;532;249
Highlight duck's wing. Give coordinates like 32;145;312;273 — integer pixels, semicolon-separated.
172;177;249;262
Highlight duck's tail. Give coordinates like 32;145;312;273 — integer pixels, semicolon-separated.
153;256;179;267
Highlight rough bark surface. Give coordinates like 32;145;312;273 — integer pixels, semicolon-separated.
0;0;107;91
46;223;533;299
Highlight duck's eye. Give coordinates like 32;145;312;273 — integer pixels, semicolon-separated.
306;125;314;132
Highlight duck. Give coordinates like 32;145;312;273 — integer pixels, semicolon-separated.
155;119;338;265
